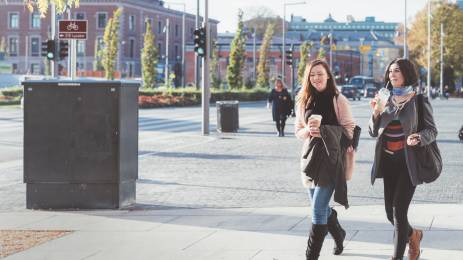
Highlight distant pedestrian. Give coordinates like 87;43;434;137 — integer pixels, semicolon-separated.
369;58;438;260
459;125;463;141
267;78;293;137
295;59;356;260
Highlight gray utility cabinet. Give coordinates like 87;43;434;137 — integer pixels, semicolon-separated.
216;101;239;133
23;80;139;209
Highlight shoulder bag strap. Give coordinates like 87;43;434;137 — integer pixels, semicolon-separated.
417;93;424;131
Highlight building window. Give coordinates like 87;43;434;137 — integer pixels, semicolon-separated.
9;37;18;56
129;15;135;31
129;38;135;58
158;43;162;54
175;24;179;37
9;13;19;29
31;37;40;56
31;13;41;28
97;13;107;29
158;21;162;33
77;40;85;56
76;12;85;20
175;45;178;59
30;63;40;74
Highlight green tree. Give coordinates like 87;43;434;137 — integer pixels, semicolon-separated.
101;7;122;80
25;0;79;17
256;23;274;88
408;1;463;80
0;37;6;53
94;44;104;71
209;40;221;89
298;41;313;84
226;9;247;89
141;22;158;88
317;47;326;59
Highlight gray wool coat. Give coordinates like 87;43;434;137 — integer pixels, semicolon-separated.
368;95;438;186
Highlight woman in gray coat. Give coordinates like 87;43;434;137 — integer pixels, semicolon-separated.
369;58;437;260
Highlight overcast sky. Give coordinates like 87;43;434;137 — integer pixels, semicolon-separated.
166;0;457;33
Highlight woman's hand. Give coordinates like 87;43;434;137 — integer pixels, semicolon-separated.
307;118;321;137
347;146;354;153
370;94;383;118
407;133;421;146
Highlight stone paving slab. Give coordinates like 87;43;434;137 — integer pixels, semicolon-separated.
2;204;463;260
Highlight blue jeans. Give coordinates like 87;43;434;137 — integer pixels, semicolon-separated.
308;185;335;224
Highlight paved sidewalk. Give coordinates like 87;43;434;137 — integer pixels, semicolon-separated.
1;204;462;260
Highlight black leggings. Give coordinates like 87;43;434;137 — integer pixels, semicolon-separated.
381;150;416;258
275;115;287;133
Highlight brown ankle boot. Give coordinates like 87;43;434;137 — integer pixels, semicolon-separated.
408;229;423;260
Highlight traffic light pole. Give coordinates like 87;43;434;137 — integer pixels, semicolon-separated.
201;0;210;135
290;45;295;102
67;9;77;80
195;0;201;89
51;3;57;78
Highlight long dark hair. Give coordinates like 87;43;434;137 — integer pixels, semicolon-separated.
384;58;419;89
297;59;339;107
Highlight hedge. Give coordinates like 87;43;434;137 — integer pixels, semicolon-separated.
0;86;271;108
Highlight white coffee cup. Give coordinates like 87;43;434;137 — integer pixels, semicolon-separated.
378;88;390;104
309;114;322;127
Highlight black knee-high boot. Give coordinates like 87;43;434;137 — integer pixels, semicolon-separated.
327;208;346;255
280;119;286;137
306;224;328;260
275;120;281;136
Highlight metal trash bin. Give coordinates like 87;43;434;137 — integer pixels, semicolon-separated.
23;80;139;209
216;100;239;133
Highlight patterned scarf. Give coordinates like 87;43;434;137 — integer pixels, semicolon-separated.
391;86;415;114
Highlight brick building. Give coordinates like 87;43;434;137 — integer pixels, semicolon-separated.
0;0;218;84
188;33;361;89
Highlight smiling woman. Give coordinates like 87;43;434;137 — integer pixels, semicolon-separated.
295;59;356;260
369;58;439;260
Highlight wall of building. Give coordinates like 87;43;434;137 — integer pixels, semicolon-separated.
0;0;218;83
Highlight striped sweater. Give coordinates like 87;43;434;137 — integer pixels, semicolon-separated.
383;119;405;153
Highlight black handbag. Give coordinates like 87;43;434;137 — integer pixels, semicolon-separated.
352;125;361;151
415;94;442;183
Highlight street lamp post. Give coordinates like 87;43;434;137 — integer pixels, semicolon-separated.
427;0;432;98
440;23;444;97
404;0;408;58
202;0;210;135
253;27;256;83
282;1;305;85
329;28;333;71
359;37;364;75
165;18;170;86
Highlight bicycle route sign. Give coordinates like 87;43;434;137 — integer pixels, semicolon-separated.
58;20;88;40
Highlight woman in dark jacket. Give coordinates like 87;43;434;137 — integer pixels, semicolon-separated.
295;59;356;260
369;58;438;260
268;79;293;137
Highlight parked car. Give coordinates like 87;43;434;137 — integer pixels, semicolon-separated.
341;85;361;101
350;75;375;88
364;86;377;98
